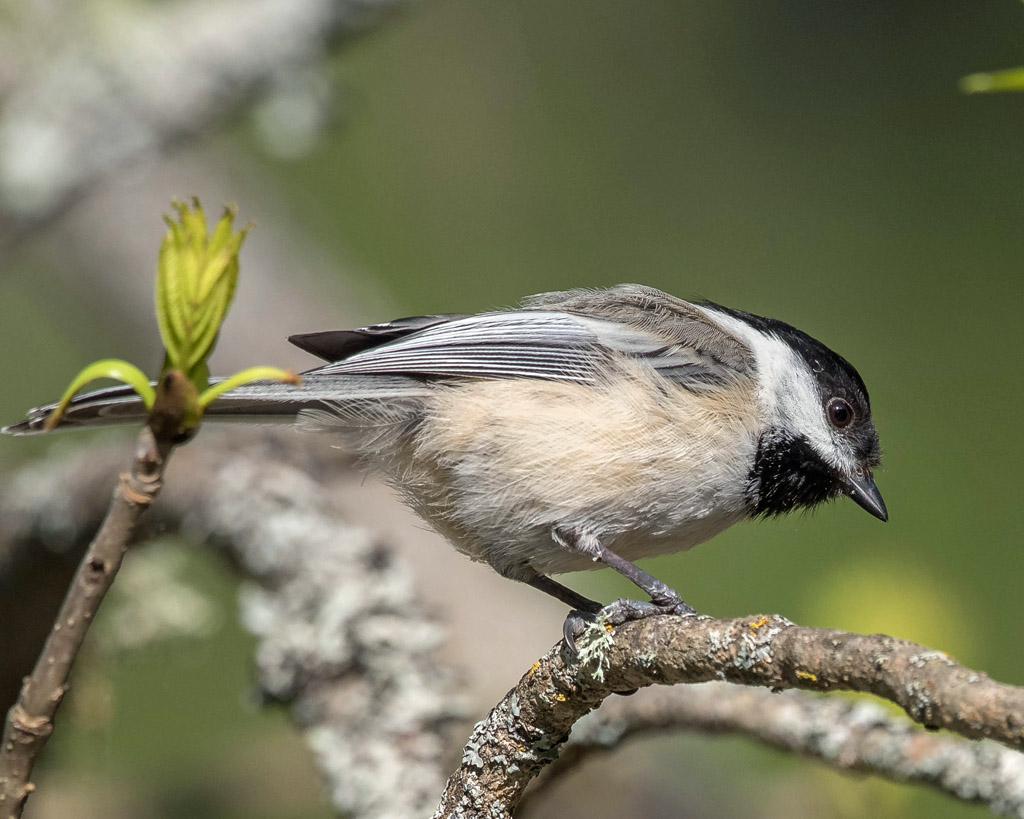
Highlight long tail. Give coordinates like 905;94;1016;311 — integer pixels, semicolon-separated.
2;373;430;436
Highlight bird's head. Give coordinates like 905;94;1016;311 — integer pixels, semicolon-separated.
706;306;886;521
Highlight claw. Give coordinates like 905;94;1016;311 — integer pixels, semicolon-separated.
562;608;597;654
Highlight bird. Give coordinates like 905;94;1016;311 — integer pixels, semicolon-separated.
3;284;886;645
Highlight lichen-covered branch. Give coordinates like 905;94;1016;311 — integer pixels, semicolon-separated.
435;614;1024;818
0;0;405;239
178;448;466;819
0;430;463;819
0;426;175;819
521;683;1024;818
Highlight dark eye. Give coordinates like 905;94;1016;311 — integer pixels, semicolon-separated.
827;397;854;429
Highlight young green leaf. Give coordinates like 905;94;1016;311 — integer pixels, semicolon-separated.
155;199;249;377
44;359;155;431
39;198;294;439
198;367;300;408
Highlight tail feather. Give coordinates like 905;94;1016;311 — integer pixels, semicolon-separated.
2;374;432;436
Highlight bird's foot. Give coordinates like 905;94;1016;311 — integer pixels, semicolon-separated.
601;595;696;626
562;593;696;655
562;595;695;696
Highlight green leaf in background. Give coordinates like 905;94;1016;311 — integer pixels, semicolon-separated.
960;67;1024;94
44;359;155;431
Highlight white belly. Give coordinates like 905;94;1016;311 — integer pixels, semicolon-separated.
397;373;760;576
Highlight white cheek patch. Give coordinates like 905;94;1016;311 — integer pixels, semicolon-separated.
697;307;851;472
765;349;841;467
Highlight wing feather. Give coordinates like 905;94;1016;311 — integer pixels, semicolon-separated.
313;313;606;382
307;306;746;389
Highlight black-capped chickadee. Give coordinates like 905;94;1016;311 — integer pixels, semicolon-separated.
4;285;885;642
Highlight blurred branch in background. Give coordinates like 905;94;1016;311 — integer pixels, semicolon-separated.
435;614;1024;818
521;684;1024;818
0;0;404;245
0;429;465;819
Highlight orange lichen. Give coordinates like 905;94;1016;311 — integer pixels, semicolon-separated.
748;616;770;631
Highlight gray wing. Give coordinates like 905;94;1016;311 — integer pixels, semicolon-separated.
521;283;756;374
306;302;753;389
5;286;752;436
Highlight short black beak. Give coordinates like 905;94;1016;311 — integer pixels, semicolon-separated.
841;471;888;522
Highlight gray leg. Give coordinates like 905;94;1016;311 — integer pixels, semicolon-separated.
585;544;693;611
495;562;604;650
552;524;696;621
524;574;606;650
495;561;602;613
525;573;603;614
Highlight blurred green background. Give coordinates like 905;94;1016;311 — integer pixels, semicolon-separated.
2;0;1024;816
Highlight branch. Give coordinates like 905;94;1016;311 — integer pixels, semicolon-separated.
0;430;464;819
0;425;175;818
435;613;1024;818
520;683;1024;818
179;449;466;819
0;0;404;243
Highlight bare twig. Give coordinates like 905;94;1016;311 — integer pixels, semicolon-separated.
434;614;1024;818
521;683;1024;818
0;425;175;818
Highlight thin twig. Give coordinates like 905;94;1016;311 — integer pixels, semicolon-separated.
520;683;1024;818
0;425;174;818
434;613;1024;818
